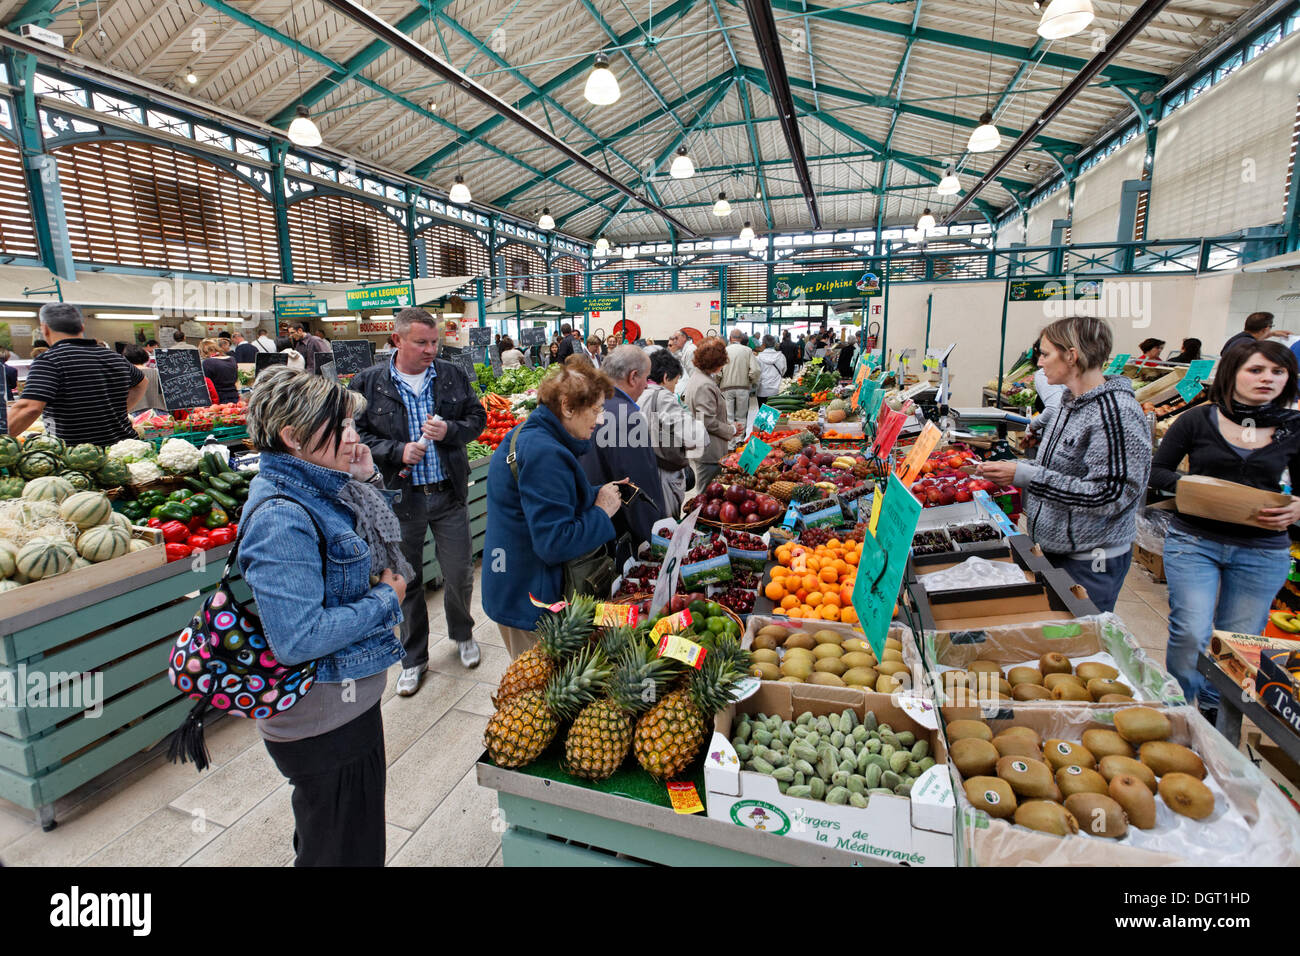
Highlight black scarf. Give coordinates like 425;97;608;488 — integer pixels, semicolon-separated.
1221;400;1300;438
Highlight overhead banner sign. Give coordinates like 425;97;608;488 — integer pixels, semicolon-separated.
275;298;327;318
358;319;395;335
1008;278;1103;302
565;294;624;313
345;282;415;311
770;270;882;302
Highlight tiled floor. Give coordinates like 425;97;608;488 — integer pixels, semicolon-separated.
0;560;1175;866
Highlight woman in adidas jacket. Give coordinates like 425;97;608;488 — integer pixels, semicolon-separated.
756;335;788;401
976;317;1152;612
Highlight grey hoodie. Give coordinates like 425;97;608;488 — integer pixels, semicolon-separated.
1014;376;1152;558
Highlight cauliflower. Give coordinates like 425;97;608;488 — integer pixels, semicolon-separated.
127;460;164;485
157;438;203;473
107;439;153;462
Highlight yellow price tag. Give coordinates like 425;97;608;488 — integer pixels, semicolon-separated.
650;610;692;641
868;489;884;536
896;422;942;487
657;632;707;669
667;781;705;814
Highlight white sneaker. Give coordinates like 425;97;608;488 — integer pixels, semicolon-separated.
458;639;481;669
396;665;427;697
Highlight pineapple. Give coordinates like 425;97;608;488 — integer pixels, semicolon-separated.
797;430;818;447
484;647;612;769
493;595;596;704
597;624;641;659
769;480;798;503
633;656;743;780
791;483;822;504
709;633;753;674
780;437;803;455
564;645;680;780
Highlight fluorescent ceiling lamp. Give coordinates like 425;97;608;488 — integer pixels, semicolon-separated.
537;208;555;230
0;310;36;318
669;147;694;179
739;221;755;241
917;209;936;231
1037;0;1095;40
583;53;620;106
712;192;731;216
937;168;961;195
287;105;322;148
448;175;472;204
967;112;1001;153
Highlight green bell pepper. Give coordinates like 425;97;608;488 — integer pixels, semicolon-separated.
158;501;194;523
185;493;213;515
204;504;229;529
167;489;190;502
120;501;147;521
137;490;167;508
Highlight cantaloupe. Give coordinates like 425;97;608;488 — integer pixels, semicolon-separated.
106;511;134;535
22;476;74;503
0;579;20;592
60;491;112;530
77;525;129;562
826;409;847;423
0;541;15;578
128;538;151;553
71;556;92;570
16;539;76;580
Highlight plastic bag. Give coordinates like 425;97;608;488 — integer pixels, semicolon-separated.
1135;506;1173;555
918;556;1030;593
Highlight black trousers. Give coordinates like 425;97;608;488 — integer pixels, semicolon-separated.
264;702;386;867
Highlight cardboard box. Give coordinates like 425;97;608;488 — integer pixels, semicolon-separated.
909;533;1053;584
1176;475;1292;530
706;683;955;867
948;704;1300;866
905;567;1097;631
1257;647;1300;737
1131;542;1165;583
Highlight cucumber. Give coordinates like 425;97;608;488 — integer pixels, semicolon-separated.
205;488;240;511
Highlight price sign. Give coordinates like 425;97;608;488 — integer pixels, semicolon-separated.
855;379;880;413
650;507;702;616
1175;359;1216;403
738;437;772;475
468;326;493;348
1103;353;1131;375
866;386;887;423
752;404;780;433
851;473;922;658
155;348;210;410
872;406;907;459
253;351;289;380
895;422;942;487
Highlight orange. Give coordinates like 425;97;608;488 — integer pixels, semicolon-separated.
764;581;786;601
820;605;841;621
806;591;823;608
781;594;799;610
819;567;838;584
840;606;859;624
788;606;806;619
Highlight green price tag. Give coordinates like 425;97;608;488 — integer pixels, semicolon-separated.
867;353;881;370
851;473;922;659
856;379;879;412
1174;358;1216;404
1042;623;1082;640
1103;353;1131;375
866;387;887;423
753;404;780;433
738;437;772;475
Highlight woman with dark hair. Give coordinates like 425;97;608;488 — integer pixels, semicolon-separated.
684;337;742;490
1151;339;1300;715
640;349;692;515
498;336;524;369
1135;337;1165;367
1171;338;1202;363
547;342;560;365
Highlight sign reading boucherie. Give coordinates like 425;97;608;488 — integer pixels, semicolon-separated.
359;319;395;334
345;282;415;310
770;270;882;302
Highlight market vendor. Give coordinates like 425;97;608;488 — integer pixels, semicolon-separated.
351;307;487;695
8;303;147;444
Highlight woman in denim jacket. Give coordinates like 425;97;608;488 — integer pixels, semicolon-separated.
241;369;407;866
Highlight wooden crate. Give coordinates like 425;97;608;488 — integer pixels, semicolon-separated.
1133;542;1166;583
0;527;166;619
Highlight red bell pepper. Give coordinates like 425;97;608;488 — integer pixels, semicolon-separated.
164;542;192;561
187;534;214;551
146;518;163;528
160;520;190;544
188;516;207;534
207;526;236;546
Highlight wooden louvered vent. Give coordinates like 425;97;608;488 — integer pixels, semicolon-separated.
554;255;584;296
54;140;279;277
0;137;40;259
499;242;546;295
287;192;409;283
422;223;489;279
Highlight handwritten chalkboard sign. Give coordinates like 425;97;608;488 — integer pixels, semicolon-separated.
488;343;503;378
254;351;289;380
519;325;547;347
155;348;211;410
440;346;477;388
468;326;492;348
323;339;371;375
469;345;488;367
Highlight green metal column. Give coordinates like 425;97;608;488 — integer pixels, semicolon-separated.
879;246;891;367
405;185;420;284
924;293;933;352
7;51;74;279
269;141;294;283
476;277;486;329
995;275;1012;405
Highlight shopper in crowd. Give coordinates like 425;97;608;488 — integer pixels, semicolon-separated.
123;344;165;411
1151;339;1300;716
351;307;487;692
974;316;1152;612
9;304;145;444
639;350;694;516
1135;337;1165;367
0;347;16;395
29;346;47;359
780;332;800;378
547;342;560;365
217;337;234;357
720;328;760;425
232;331;258;363
483;360;622;658
1030;341;1067;431
276;336;307;371
555;323;579;363
239;368;406;867
605;334;620;354
668;329;696;385
1171;338;1202;363
199;338;240;404
289;322;331;366
837;333;859;379
756;334;788;404
254;328;278;354
499;336;525;369
1222;311;1286;355
579;346;666;555
576;335;603;369
684;337;744;491
170;331;198;350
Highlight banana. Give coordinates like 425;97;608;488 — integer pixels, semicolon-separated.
832;457;857;470
1270;611;1300;634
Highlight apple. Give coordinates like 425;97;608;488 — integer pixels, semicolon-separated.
669;594;688;613
719;502;739;524
937;486;956;505
725;484;747;503
955;486;972;503
706;481;725;499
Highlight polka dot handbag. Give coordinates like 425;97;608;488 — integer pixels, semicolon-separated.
166;495;325;770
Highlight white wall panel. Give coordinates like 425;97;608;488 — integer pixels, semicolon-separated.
1026;191;1070;247
1072;139;1146;245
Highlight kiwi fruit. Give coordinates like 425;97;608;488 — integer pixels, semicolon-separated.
967;674;1012;698
751;633;779;651
968;660;1003;675
842;667;878;688
885;637;903;652
1013;683;1054;701
1014;800;1078;836
881;648;904;663
778;676;804;683
783;646;815;660
757;625;790;645
1039;652;1073;676
1109;774;1156;829
841;638;870;653
812;643;844;660
749;662;781;681
841;651;877;670
1113;706;1171;744
951;738;1000;778
1099;693;1135;703
1075;661;1120;682
1053;682;1092;702
749;649;780;666
1056;764;1109;798
946;719;993;743
993;733;1043;760
876;660;909;677
1044;739;1096;771
808;671;846;687
814;658;848;676
1082;729;1135;761
998;725;1043;746
1139;741;1206;779
1159;772;1215;820
875;674;903;694
1043;672;1086;692
1007;666;1043;687
997;756;1060;800
1065;793;1128;839
1087;678;1133;701
780;658;813;680
1098;755;1157;792
964;776;1017;819
941;670;970;690
783;632;816;651
813;629;843;645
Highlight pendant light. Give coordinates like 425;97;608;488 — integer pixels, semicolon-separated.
937;168;961;195
622;246;636;260
669;147;695;179
1037;0;1095;39
448;175;471;204
739;221;755;241
712;192;731;216
537;208;555;230
917;209;937;231
184;67;198;85
594;236;610;254
968;112;1001;153
583;53;621;106
286;8;322;148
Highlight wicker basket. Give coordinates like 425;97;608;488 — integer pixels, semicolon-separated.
695;514;781;534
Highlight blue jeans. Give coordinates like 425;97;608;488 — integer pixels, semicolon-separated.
1163;527;1291;709
1044;549;1133;614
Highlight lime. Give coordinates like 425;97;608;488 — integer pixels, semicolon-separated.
706;615;727;635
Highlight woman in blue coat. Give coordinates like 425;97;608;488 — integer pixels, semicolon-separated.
483;358;623;658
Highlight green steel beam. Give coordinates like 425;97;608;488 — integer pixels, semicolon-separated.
406;0;700;179
576;0;687;132
574;76;736;236
766;0;1166;85
876;0;923;256
737;78;775;231
4;0;61;27
632;181;964;212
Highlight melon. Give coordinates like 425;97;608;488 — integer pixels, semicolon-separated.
5;500;59;523
15;539;76;580
60;491;112;530
105;512;134;535
0;580;20;592
23;475;74;503
71;556;92;570
77;525;129;562
128;538;152;553
0;541;16;578
826;409;846;423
